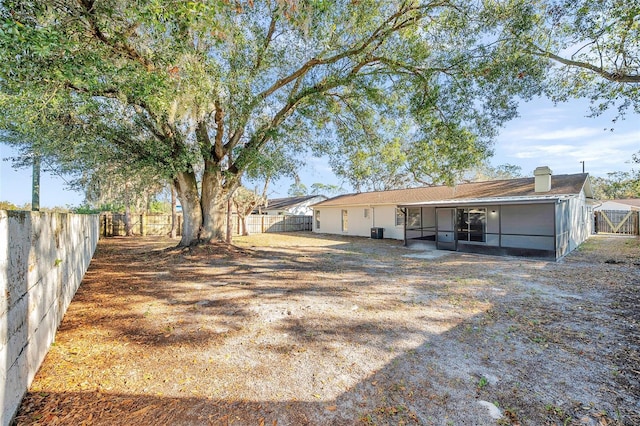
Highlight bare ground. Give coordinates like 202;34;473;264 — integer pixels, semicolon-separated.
14;233;640;425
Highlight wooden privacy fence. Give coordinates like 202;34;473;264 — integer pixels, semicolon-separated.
100;213;312;237
595;210;639;235
239;214;313;234
101;213;182;237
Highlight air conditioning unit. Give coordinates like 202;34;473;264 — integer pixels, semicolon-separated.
370;227;384;239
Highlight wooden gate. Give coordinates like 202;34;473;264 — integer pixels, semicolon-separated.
595;210;639;235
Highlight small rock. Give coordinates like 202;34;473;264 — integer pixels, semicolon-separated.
579;416;597;426
477;400;502;420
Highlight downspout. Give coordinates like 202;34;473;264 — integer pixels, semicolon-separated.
371;206;375;227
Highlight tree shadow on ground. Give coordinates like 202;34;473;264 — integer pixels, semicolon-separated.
13;235;640;425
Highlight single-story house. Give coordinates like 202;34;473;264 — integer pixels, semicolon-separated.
313;167;594;259
594;199;640;211
257;195;328;216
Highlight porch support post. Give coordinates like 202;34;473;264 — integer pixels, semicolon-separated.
498;205;502;248
403;207;407;246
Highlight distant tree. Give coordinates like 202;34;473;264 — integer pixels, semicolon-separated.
463;163;524;183
73;205;102;215
310;183;343;196
288;176;308;197
591;171;638;200
632;151;640;196
1;1;548;246
75;162;166;236
0;201;19;210
233;187;266;236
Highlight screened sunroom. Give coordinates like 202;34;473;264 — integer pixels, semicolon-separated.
399;196;590;259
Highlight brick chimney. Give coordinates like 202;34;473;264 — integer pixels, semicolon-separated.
534;166;552;192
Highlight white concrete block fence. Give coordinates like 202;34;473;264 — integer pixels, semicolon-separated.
0;211;99;425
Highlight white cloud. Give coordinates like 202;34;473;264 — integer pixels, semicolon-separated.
494;112;639;177
527;127;604;140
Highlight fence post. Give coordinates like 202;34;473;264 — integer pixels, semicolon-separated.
140;213;145;236
261;215;265;233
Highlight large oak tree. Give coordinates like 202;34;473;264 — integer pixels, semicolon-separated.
1;0;547;245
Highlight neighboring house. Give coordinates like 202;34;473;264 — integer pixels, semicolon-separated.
258;195;328;216
313;167;595;259
594;199;640;211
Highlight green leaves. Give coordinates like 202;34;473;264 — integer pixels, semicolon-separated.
1;1;566;226
494;0;640;119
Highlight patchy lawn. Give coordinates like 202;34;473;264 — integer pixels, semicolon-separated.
14;233;640;425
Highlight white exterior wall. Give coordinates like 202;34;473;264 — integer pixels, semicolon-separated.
568;194;591;253
372;206;404;240
314;207;347;235
0;211;99;425
313;205;404;240
554;195;591;258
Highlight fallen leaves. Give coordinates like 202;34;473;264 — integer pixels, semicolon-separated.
12;235;640;425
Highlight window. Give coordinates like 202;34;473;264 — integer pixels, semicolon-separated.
315;210;320;230
407;208;421;229
341;209;348;232
457;208;486;242
364;208;370;218
395;208;405;226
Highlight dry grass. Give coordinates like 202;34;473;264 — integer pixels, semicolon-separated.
14;233;640;425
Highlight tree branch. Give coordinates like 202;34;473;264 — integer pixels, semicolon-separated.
213;101;225;161
256;2;426;101
530;44;640;83
78;0;156;71
254;15;277;71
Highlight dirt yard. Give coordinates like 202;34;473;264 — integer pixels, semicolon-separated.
14;233;640;425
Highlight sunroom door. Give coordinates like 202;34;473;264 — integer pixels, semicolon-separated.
436;208;457;251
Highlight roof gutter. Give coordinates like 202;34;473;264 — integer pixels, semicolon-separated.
398;195;575;208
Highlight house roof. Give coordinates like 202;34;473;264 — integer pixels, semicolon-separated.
314;174;591;207
607;199;640;208
264;195;327;210
596;199;640;210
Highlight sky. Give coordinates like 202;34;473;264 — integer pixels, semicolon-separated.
1;96;638;208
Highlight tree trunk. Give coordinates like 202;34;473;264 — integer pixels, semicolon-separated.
226;196;233;243
124;203;133;236
170;184;177;239
200;163;226;242
241;215;249;236
174;171;203;246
